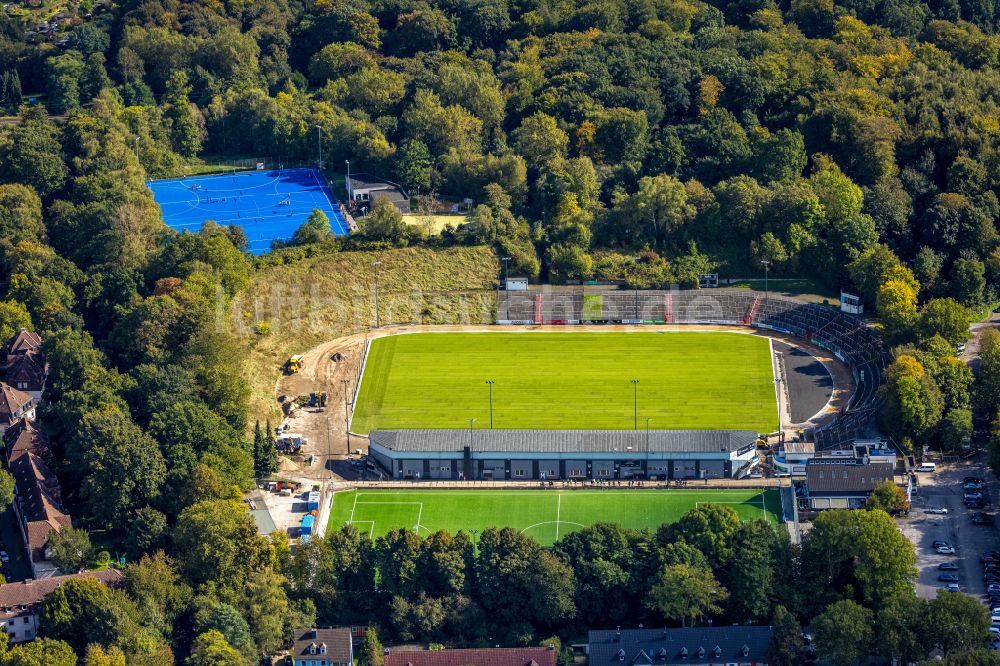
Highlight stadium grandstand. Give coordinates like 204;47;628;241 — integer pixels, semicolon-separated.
497;288;887;451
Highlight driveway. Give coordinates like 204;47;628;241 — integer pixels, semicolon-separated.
902;459;999;600
0;508;31;583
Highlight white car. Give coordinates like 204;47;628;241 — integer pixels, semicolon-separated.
0;551;8;563
938;546;957;555
926;507;949;515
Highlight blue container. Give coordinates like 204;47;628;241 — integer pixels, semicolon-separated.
301;514;315;536
307;492;320;511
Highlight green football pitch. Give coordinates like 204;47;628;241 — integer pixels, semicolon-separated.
328;489;782;546
351;332;778;432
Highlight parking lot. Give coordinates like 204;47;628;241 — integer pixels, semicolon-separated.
900;458;999;600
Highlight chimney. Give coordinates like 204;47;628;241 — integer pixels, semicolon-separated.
548;644;555;651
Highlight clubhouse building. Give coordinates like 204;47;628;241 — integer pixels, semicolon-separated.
367;429;760;481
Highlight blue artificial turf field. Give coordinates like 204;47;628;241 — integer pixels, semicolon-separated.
147;167;349;254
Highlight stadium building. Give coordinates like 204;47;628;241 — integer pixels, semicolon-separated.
367;429;759;481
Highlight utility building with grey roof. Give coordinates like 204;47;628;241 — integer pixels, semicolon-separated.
367;429;760;481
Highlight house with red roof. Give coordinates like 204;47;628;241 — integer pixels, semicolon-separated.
0;384;33;434
3;418;69;579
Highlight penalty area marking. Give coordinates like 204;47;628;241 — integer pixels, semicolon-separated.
519;520;586;536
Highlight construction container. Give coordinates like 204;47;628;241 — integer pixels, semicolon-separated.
301;514;315;536
307;491;320;511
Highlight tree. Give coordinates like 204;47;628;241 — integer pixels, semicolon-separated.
813;600;874;666
75;410;166;528
923;588;992;655
3;638;77;666
186;631;249;666
940;407;973;451
512;112;569;169
724;520;779;622
357;627;384;666
82;645;126;666
866;480;909;513
0;470;13;509
44;51;84;114
881;355;945;444
670;503;741;569
163;72;201;157
766;605;804;666
847;244;919;307
0;108;68;198
397;140;432;193
876;279;918;341
291;209;332;246
0;185;45;244
360;200;408;246
950;258;986;305
878;593;927;664
47;527;93;573
648;564;728;627
172;500;270;590
916;298;969;346
192;598;255;655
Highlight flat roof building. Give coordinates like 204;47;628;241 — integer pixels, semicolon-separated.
368;429;760;481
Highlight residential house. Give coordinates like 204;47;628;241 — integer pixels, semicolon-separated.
0;384;33;434
801;458;895;510
5;419;70;578
5;329;45;401
289;627;353;666
0;569;123;643
587;627;774;666
384;646;558;666
4;330;41;361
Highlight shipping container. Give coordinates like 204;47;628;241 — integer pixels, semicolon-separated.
301;514;315;536
307;491;320;511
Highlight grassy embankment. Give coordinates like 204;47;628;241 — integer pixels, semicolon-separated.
233;246;499;427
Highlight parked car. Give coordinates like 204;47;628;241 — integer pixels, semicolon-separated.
933;540;952;549
966;500;986;509
939;562;960;571
974;513;996;525
938;546;957;555
965;482;984;491
926;507;949;514
988;583;1000;592
965;492;984;501
985;549;1000;559
0;551;9;563
939;573;961;582
944;583;961;592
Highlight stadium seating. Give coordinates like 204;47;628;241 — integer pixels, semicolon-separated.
497;288;888;450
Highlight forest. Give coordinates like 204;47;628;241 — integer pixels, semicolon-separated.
1;0;1000;659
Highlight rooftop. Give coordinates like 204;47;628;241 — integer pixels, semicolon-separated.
0;384;32;423
805;459;894;493
384;646;557;666
369;429;759;455
0;569;122;613
587;627;773;665
290;627;352;663
5;329;41;358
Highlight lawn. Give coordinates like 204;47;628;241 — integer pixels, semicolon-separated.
329;489;782;546
401;213;468;234
352;331;778;432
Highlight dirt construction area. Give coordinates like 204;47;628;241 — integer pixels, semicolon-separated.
901;457;1000;600
271;324;856;481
